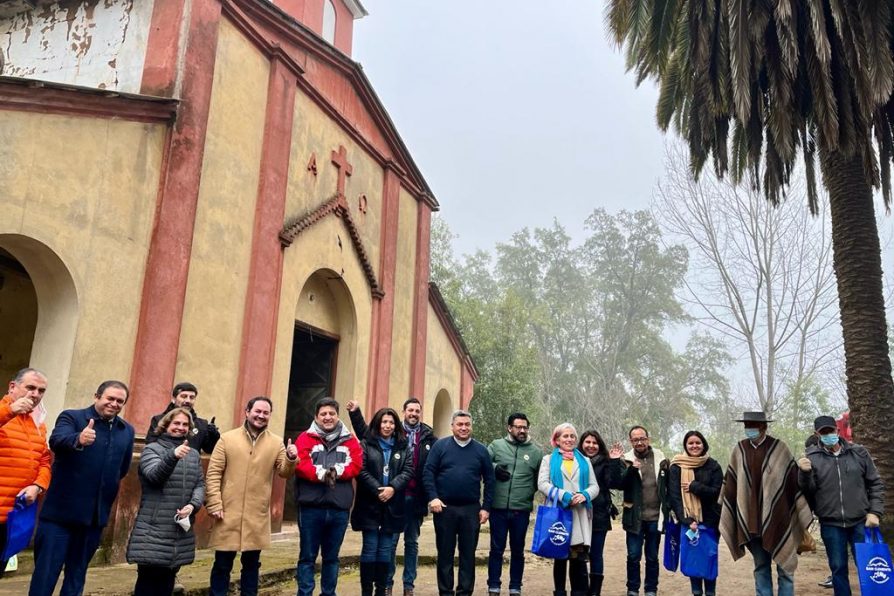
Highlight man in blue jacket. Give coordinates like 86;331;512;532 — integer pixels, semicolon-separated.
423;409;495;596
29;380;135;596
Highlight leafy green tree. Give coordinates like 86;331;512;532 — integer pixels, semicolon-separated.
607;0;894;522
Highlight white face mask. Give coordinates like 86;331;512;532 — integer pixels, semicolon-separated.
175;514;191;532
30;402;47;427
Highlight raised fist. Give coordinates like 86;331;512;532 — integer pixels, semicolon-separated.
797;457;812;472
79;419;96;447
345;400;359;412
10;396;35;415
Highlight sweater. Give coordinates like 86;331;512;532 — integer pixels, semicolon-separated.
423;437;495;510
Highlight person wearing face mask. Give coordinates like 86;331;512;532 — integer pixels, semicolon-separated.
720;412;812;596
798;415;885;596
668;431;723;596
0;368;51;578
126;408;205;595
350;407;414;596
486;413;543;596
538;423;600;596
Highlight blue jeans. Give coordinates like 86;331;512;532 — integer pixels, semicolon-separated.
361;529;397;563
747;538;794;596
388;497;423;589
297;506;349;596
626;520;660;592
487;509;531;591
820;522;865;596
28;520;103;596
209;550;261;596
589;529;608;575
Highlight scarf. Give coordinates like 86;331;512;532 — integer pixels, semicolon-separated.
309;420;345;445
379;436;395;484
403;420;420;448
671;453;709;522
549;447;592;508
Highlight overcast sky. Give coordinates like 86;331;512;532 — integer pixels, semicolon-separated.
353;1;665;256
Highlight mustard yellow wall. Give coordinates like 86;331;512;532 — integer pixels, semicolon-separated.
285;91;383;280
271;215;372;433
387;188;418;406
174;18;270;425
423;302;462;428
0;110;165;423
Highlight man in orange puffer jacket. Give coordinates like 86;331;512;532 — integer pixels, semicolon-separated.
0;367;52;578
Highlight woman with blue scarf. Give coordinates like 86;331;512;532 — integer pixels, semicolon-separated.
538;423;600;596
350;407;414;596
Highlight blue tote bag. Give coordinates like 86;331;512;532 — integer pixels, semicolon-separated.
2;495;37;561
857;527;894;595
680;525;719;581
663;518;681;572
531;488;573;559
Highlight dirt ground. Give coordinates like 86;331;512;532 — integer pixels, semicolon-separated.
268;524;850;595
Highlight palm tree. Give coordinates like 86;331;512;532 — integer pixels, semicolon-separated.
606;0;894;519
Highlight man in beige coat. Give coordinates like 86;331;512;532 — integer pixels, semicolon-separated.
205;396;297;596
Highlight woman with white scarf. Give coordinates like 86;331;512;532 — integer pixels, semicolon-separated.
668;430;723;596
538;423;599;596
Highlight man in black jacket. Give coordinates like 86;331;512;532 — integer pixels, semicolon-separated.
798;415;885;596
347;397;436;596
146;382;219;454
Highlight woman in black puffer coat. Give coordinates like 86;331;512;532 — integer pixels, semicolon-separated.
350;407;414;596
578;430;624;596
127;407;205;596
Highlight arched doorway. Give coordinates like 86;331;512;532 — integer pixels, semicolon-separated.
283;268;357;521
432;388;453;438
0;234;78;422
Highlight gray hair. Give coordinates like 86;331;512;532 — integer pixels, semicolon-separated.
14;367;47;383
451;409;472;423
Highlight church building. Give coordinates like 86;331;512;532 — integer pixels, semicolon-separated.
0;0;476;557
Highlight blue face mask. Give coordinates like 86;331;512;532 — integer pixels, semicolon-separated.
744;429;761;441
820;433;839;447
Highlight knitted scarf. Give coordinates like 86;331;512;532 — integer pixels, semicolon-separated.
670;453;709;522
309;420;346;445
378;436;395;484
549;447;592;508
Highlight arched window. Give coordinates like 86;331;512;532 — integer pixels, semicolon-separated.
322;0;337;44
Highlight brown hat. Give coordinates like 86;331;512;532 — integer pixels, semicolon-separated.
734;411;773;423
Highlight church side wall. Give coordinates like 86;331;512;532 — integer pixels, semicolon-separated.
0;0;154;93
0;111;165;421
424;302;462;426
387;187;418;406
174;18;269;426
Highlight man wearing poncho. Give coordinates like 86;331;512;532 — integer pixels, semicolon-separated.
720;412;812;596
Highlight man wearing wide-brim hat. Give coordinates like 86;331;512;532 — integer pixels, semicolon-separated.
720;412;812;596
798;415;885;596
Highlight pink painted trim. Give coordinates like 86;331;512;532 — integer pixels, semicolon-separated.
408;202;431;399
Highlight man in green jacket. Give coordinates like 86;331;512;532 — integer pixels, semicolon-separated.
487;413;543;595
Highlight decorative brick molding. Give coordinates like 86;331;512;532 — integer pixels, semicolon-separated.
280;193;384;299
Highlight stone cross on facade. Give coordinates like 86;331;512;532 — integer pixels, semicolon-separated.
331;145;353;198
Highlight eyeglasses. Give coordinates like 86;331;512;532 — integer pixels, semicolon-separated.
511;425;530;431
630;437;649;443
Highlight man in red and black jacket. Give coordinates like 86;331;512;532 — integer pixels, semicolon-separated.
293;397;362;596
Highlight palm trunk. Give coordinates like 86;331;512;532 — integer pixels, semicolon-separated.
820;149;894;539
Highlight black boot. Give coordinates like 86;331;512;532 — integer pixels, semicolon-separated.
569;558;589;596
373;561;389;596
553;592;568;596
360;561;375;596
588;574;603;596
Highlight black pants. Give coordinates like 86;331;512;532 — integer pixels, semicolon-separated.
133;564;180;596
433;503;480;596
210;550;261;596
553;546;589;592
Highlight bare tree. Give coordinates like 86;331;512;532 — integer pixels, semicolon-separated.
654;145;841;419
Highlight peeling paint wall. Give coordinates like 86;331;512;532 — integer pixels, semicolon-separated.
0;0;154;93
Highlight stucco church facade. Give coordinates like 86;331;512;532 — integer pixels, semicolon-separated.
0;0;476;556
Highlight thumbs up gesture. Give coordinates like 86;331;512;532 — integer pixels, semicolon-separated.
174;439;191;459
79;418;96;447
286;438;298;460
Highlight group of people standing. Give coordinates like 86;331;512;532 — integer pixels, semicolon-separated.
0;365;886;596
